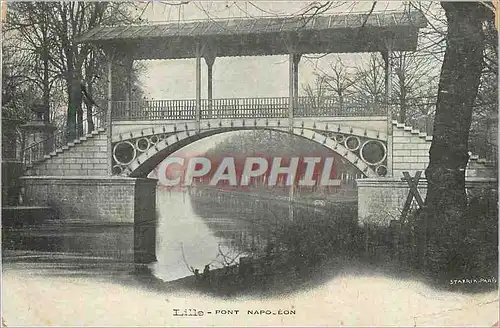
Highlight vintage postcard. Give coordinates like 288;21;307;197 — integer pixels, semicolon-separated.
1;1;498;326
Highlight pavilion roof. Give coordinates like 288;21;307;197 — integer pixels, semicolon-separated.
76;10;427;60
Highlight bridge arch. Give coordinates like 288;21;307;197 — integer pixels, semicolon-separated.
116;126;380;178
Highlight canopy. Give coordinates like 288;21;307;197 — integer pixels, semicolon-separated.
76;10;427;60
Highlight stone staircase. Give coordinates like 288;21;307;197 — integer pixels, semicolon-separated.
392;120;496;178
393;120;433;141
26;127;109;176
27;127;106;169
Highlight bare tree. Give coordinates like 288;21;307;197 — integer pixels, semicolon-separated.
352;53;386;104
5;2;145;140
392;51;439;124
319;58;357;111
302;75;329;111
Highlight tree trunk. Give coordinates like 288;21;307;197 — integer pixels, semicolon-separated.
67;75;82;142
422;2;487;277
399;97;406;124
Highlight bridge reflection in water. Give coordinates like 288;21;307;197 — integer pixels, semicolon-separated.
151;185;357;282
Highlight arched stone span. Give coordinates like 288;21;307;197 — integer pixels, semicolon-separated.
123;126;378;178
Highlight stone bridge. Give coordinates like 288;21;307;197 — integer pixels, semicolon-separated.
25;109;432;180
14;11;497;264
22;105;494;232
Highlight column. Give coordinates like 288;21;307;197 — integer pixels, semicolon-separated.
288;53;294;132
293;54;302;115
125;58;134;119
384;36;394;177
195;42;202;133
106;49;114;176
204;54;216;119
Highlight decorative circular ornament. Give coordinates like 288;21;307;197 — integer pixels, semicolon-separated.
375;165;388;177
360;140;387;166
135;137;150;152
113;141;136;166
334;134;345;143
150;135;160;145
344;136;361;151
112;165;123;175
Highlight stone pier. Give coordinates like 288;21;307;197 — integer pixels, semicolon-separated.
357;177;497;227
19;176;157;263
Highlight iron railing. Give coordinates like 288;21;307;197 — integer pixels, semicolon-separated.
111;97;387;121
22;106;106;167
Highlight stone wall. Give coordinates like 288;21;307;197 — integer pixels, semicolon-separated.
19;176;158;263
29;131;109;176
392;126;431;178
357;177;497;227
20;176;156;223
2;160;24;206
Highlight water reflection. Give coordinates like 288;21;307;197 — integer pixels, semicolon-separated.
151;186;357;282
150;190;239;281
3;184;357;284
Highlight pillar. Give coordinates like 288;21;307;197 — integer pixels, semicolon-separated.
195;42;202;133
106;49;114;176
125;58;134;119
288;53;294;131
383;36;394;177
204;54;216;119
293;53;301;114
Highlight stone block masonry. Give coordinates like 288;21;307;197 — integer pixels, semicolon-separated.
19;176;158;263
357;177;497;227
28;131;109;176
392;124;432;178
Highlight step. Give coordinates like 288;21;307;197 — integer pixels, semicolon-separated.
26;127;108;168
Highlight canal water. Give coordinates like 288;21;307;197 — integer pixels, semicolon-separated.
2;183;358;283
151;186;357;281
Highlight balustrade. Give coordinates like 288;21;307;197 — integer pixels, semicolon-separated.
111;97;387;121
